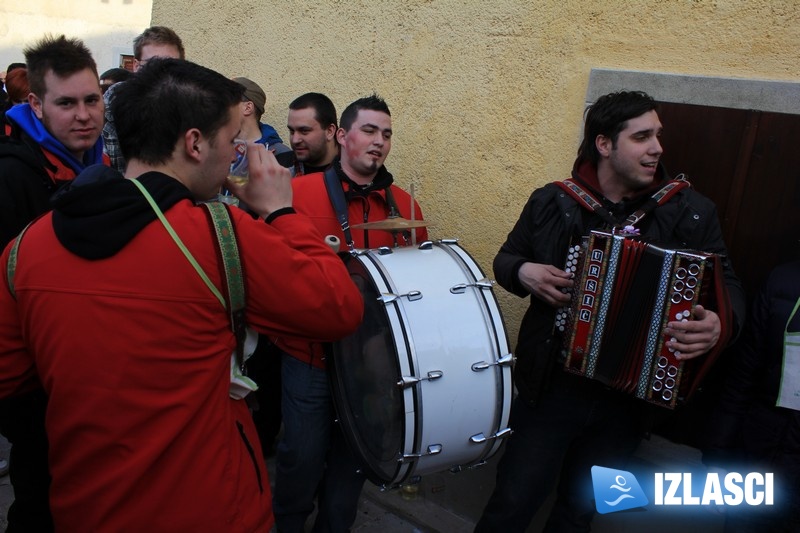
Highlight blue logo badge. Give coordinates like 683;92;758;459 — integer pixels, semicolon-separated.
591;465;649;514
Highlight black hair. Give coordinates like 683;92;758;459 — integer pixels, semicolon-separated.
576;91;659;167
339;93;390;131
289;92;337;128
24;35;97;98
112;58;244;165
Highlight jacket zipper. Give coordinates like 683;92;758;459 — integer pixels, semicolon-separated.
236;420;264;493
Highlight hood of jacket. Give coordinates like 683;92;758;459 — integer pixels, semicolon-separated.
51;166;193;260
332;157;395;200
571;159;671;202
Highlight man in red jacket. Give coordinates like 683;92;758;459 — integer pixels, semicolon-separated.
272;94;427;532
0;57;363;532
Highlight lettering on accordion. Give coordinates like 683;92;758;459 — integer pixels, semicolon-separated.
555;230;717;409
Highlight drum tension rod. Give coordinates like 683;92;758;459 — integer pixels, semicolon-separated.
399;444;443;463
469;427;513;444
449;460;490;473
397;371;444;388
450;278;495;294
471;353;514;372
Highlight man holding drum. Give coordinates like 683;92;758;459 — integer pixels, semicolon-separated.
271;94;427;532
476;90;746;532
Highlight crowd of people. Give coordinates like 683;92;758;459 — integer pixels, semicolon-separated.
0;24;796;533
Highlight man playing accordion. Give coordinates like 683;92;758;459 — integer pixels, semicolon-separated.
476;90;746;532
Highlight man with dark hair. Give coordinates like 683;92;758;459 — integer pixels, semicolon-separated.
271;93;427;532
103;25;185;172
287;92;339;176
475;90;746;531
0;57;363;531
0;33;107;532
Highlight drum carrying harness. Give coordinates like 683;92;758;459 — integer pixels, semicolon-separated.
323;166;408;252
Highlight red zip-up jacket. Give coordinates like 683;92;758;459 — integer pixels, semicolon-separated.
0;188;363;532
276;169;427;368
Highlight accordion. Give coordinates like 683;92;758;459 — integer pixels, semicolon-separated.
554;230;729;409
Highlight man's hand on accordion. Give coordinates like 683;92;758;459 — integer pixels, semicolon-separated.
518;262;574;307
663;305;721;361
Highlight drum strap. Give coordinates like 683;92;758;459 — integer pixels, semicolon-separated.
323;166;355;252
556;175;691;229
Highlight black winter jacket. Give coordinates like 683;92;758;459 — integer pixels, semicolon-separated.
703;260;800;467
0;131;73;248
494;166;746;405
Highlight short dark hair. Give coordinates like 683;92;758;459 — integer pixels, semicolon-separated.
133;26;185;60
289;92;337;129
24;35;97;98
112;58;244;165
339;93;390;131
576;91;659;167
6;63;26;75
100;68;132;84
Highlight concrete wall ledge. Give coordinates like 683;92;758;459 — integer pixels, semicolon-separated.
588;68;800;115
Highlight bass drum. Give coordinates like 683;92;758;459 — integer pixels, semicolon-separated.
329;239;512;487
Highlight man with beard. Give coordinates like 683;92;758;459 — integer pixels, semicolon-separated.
287;92;339;176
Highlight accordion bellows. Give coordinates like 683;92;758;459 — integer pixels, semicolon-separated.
555;230;725;409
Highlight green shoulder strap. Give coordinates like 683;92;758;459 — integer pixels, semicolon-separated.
129;178;248;370
6;222;34;299
202;201;248;371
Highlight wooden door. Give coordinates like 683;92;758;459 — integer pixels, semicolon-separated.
657;101;800;302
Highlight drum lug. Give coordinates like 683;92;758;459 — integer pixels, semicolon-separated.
469;427;513;444
377;246;393;255
450;278;496;294
417;241;434;250
397;370;444;388
400;444;443;462
439;238;459;245
378;290;423;303
471;353;514;371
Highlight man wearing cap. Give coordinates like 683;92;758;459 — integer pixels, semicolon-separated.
231;77;295;461
233;77;293;168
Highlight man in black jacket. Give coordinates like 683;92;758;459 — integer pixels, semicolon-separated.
476;90;746;532
0;34;105;532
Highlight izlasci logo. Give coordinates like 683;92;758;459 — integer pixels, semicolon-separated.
591;466;649;514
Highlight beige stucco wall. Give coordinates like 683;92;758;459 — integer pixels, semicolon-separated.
153;0;800;342
0;1;153;72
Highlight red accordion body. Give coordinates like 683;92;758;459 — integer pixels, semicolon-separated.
555;230;728;409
